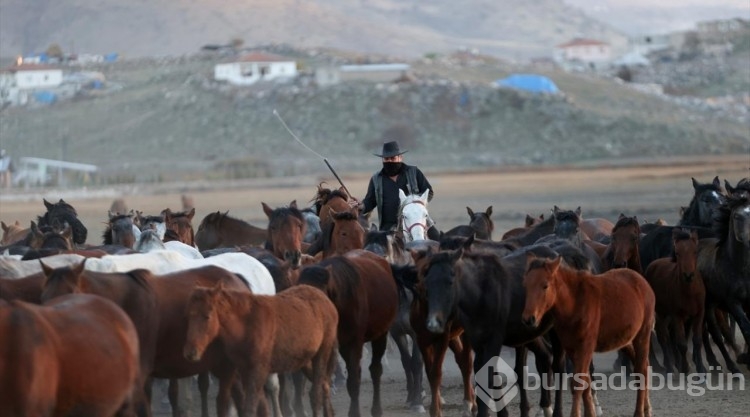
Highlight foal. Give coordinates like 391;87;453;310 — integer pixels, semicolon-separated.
523;255;655;417
645;229;705;374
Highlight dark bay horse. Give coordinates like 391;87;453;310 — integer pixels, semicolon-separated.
28;221;73;250
0;293;139;417
194;211;267;251
442;206;494;240
500;214;544;240
697;194;750;372
164;208;196;246
645;229;705;374
298;249;398;417
522;256;655;417
40;259;160;417
600;214;643;273
38;198;88;245
640;176;726;270
184;283;339;417
307;207;365;259
262;200;306;268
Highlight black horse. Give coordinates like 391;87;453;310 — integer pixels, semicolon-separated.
37;198;88;245
639;176;725;270
698;194;750;372
441;206;495;240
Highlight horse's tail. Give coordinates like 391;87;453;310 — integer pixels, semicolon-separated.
389;264;418;298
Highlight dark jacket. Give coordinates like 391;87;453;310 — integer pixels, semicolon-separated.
361;163;434;231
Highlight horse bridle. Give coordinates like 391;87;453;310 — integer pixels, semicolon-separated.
399;200;428;241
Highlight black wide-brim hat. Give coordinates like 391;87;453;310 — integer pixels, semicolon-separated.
374;141;408;158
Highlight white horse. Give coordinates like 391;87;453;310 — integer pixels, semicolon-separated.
1;251;274;295
398;188;431;242
135;230;203;259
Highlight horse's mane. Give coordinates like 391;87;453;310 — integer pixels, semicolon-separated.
312;184;349;215
612;215;640;233
310;211;360;255
714;195;749;246
679;179;724;227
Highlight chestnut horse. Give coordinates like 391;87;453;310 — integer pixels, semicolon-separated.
194;211;267;251
522;256;655;417
262;200;306;268
307;207;365;259
298;250;398;417
601;214;642;273
164;208;196;246
645;228;705;374
0;293;139;417
40;259;160;417
1;220;28;246
184;283;339;417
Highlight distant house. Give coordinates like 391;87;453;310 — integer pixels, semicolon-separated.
553;38;611;68
214;53;297;86
0;64;63;106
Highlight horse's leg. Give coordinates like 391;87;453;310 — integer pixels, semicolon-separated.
548;332;566;417
408;330;426;412
264;374;282;417
705;304;742;373
717;309;741;355
527;337;554;417
168;379;182;417
341;342;364;417
241;368;270;417
213;370;238;417
390;329;415;406
322;348;338;417
197;372;210;417
569;349;594;417
634;317;654;417
292;370;307;417
655;316;675;373
691;311;707;374
673;317;690;374
702;305;722;368
424;338;449;417
450;333;476;417
514;345;531;417
369;335;388;417
724;301;750;365
279;373;294;417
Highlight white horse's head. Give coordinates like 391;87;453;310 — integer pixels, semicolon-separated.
399;189;431;242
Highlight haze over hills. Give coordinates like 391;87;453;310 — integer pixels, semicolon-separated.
1;0;628;60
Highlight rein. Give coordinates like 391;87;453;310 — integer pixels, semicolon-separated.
399;200;428;241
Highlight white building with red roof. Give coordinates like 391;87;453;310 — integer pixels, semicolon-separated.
553;38;612;67
214;52;297;86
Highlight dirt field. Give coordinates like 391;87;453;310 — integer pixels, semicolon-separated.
2;155;749;416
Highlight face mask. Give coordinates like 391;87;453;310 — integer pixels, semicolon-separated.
382;162;403;176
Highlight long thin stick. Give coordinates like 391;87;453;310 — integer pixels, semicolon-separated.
273;109;353;198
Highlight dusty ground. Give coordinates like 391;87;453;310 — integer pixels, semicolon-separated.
1;155;749;416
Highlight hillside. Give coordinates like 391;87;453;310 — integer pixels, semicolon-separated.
0;0;625;60
0;51;747;185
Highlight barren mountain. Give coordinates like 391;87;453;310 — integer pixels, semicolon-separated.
0;0;626;60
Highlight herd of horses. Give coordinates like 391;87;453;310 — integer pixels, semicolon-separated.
0;176;749;417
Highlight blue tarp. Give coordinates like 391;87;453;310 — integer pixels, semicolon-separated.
104;53;119;62
33;91;57;104
495;74;560;94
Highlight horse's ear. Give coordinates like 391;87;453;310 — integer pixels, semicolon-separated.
548;256;563;273
618;213;626;220
712;176;721;189
691;177;699;190
575;207;582;217
39;260;55;278
1;221;7;232
486;206;493;217
73;259;87;276
370;223;378;232
463;234;475;249
553;205;560;215
452;247;464;262
44;198;54;210
261;202;274;218
398;189;408;202
419;189;430;202
290;200;298;209
60;224;72;240
725;179;735;194
466;207;475;217
108;210;115;219
633;215;638;224
525;214;535;227
30;221;41;235
128;209;135;217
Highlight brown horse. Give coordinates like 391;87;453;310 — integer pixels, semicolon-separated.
0;273;45;303
104;211;138;248
580;217;615;242
0;293;140;417
40;259;160;417
600;214;643;273
1;220;28;246
149;265;254;417
645;228;705;374
164;208;196;246
262;200;306;267
500;214;544;240
184;283;339;417
28;221;73;250
441;206;494;240
298;249;398;417
522;256;655;417
312;184;355;231
307;207;365;259
194;211;267;251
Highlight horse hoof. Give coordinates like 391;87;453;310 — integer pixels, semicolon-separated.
410;404;426;413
